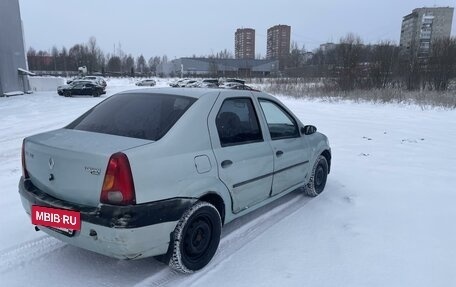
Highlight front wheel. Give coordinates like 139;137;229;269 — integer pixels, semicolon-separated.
169;201;221;273
304;155;328;197
92;90;100;97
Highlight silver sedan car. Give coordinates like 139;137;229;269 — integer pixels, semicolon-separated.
135;79;156;86
19;87;331;273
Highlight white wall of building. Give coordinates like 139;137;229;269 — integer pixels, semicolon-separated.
29;76;65;92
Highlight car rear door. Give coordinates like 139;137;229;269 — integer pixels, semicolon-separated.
83;83;95;95
257;98;311;196
208;91;274;213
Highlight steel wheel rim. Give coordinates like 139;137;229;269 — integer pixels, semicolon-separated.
314;163;326;192
183;215;213;262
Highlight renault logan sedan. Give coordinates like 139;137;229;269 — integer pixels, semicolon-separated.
19;87;331;273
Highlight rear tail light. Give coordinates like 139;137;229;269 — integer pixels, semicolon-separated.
21;139;29;179
100;152;136;205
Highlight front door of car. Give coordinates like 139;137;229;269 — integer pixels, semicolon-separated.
208;92;274;213
72;83;84;95
258;98;311;196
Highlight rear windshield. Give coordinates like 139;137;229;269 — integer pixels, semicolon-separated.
66;93;196;141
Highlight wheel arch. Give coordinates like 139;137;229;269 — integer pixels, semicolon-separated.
199;192;226;225
321;149;331;174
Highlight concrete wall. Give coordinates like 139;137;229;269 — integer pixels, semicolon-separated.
29;77;65;92
0;0;30;95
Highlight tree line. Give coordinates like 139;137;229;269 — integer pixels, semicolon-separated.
282;33;456;91
27;37;167;76
27;34;456;91
27;36;239;77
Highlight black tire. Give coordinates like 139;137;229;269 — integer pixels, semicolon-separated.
304;155;328;197
169;201;221;273
63;91;71;97
92;90;100;97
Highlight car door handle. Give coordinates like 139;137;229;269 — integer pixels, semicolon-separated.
276;150;284;157
221;160;233;168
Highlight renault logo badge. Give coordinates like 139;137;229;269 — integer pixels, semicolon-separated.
48;157;55;169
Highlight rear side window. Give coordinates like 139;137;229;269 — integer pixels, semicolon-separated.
66;93;196;141
216;98;263;147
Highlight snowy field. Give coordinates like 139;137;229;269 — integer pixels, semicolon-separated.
0;78;455;287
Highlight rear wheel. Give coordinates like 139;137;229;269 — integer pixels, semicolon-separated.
169;201;221;273
304;155;328;197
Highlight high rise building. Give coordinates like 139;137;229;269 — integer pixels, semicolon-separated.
399;7;454;59
235;28;255;59
266;25;291;60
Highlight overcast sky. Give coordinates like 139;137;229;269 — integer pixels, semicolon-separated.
19;0;456;60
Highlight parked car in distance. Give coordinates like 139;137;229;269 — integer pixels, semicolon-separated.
219;82;243;89
201;78;219;86
57;80;105;97
199;82;218;88
136;79;157;86
186;81;217;88
222;83;258;91
185;81;201;88
179;80;197;87
169;78;188;87
219;78;245;85
185;79;219;88
19;87;331;273
170;79;200;87
82;76;107;90
66;76;83;84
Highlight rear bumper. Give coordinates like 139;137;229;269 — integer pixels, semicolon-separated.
18;177;196;259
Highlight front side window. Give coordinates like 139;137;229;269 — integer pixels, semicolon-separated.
72;83;85;89
259;99;299;140
216;98;263;147
67;93;196;141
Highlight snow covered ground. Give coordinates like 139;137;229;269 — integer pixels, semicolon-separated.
1;79;455;287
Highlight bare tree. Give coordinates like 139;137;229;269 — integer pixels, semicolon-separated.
369;41;399;88
136;55;146;74
335;33;364;91
216;49;234;59
51;46;59;71
87;37;98;73
122;54;135;76
107;55;121;72
148;56;161;75
286;41;305;68
68;43;91;70
427;37;456;91
61;46;68;73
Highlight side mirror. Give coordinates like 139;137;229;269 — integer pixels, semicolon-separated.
301;125;317;135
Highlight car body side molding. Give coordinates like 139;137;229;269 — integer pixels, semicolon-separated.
232;160;309;189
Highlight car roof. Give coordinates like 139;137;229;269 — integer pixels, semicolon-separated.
72;80;92;84
117;87;267;99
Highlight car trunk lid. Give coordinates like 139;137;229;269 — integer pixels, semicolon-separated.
24;129;151;207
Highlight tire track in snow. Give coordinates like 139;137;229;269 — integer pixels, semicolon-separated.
134;192;312;287
0;235;66;274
